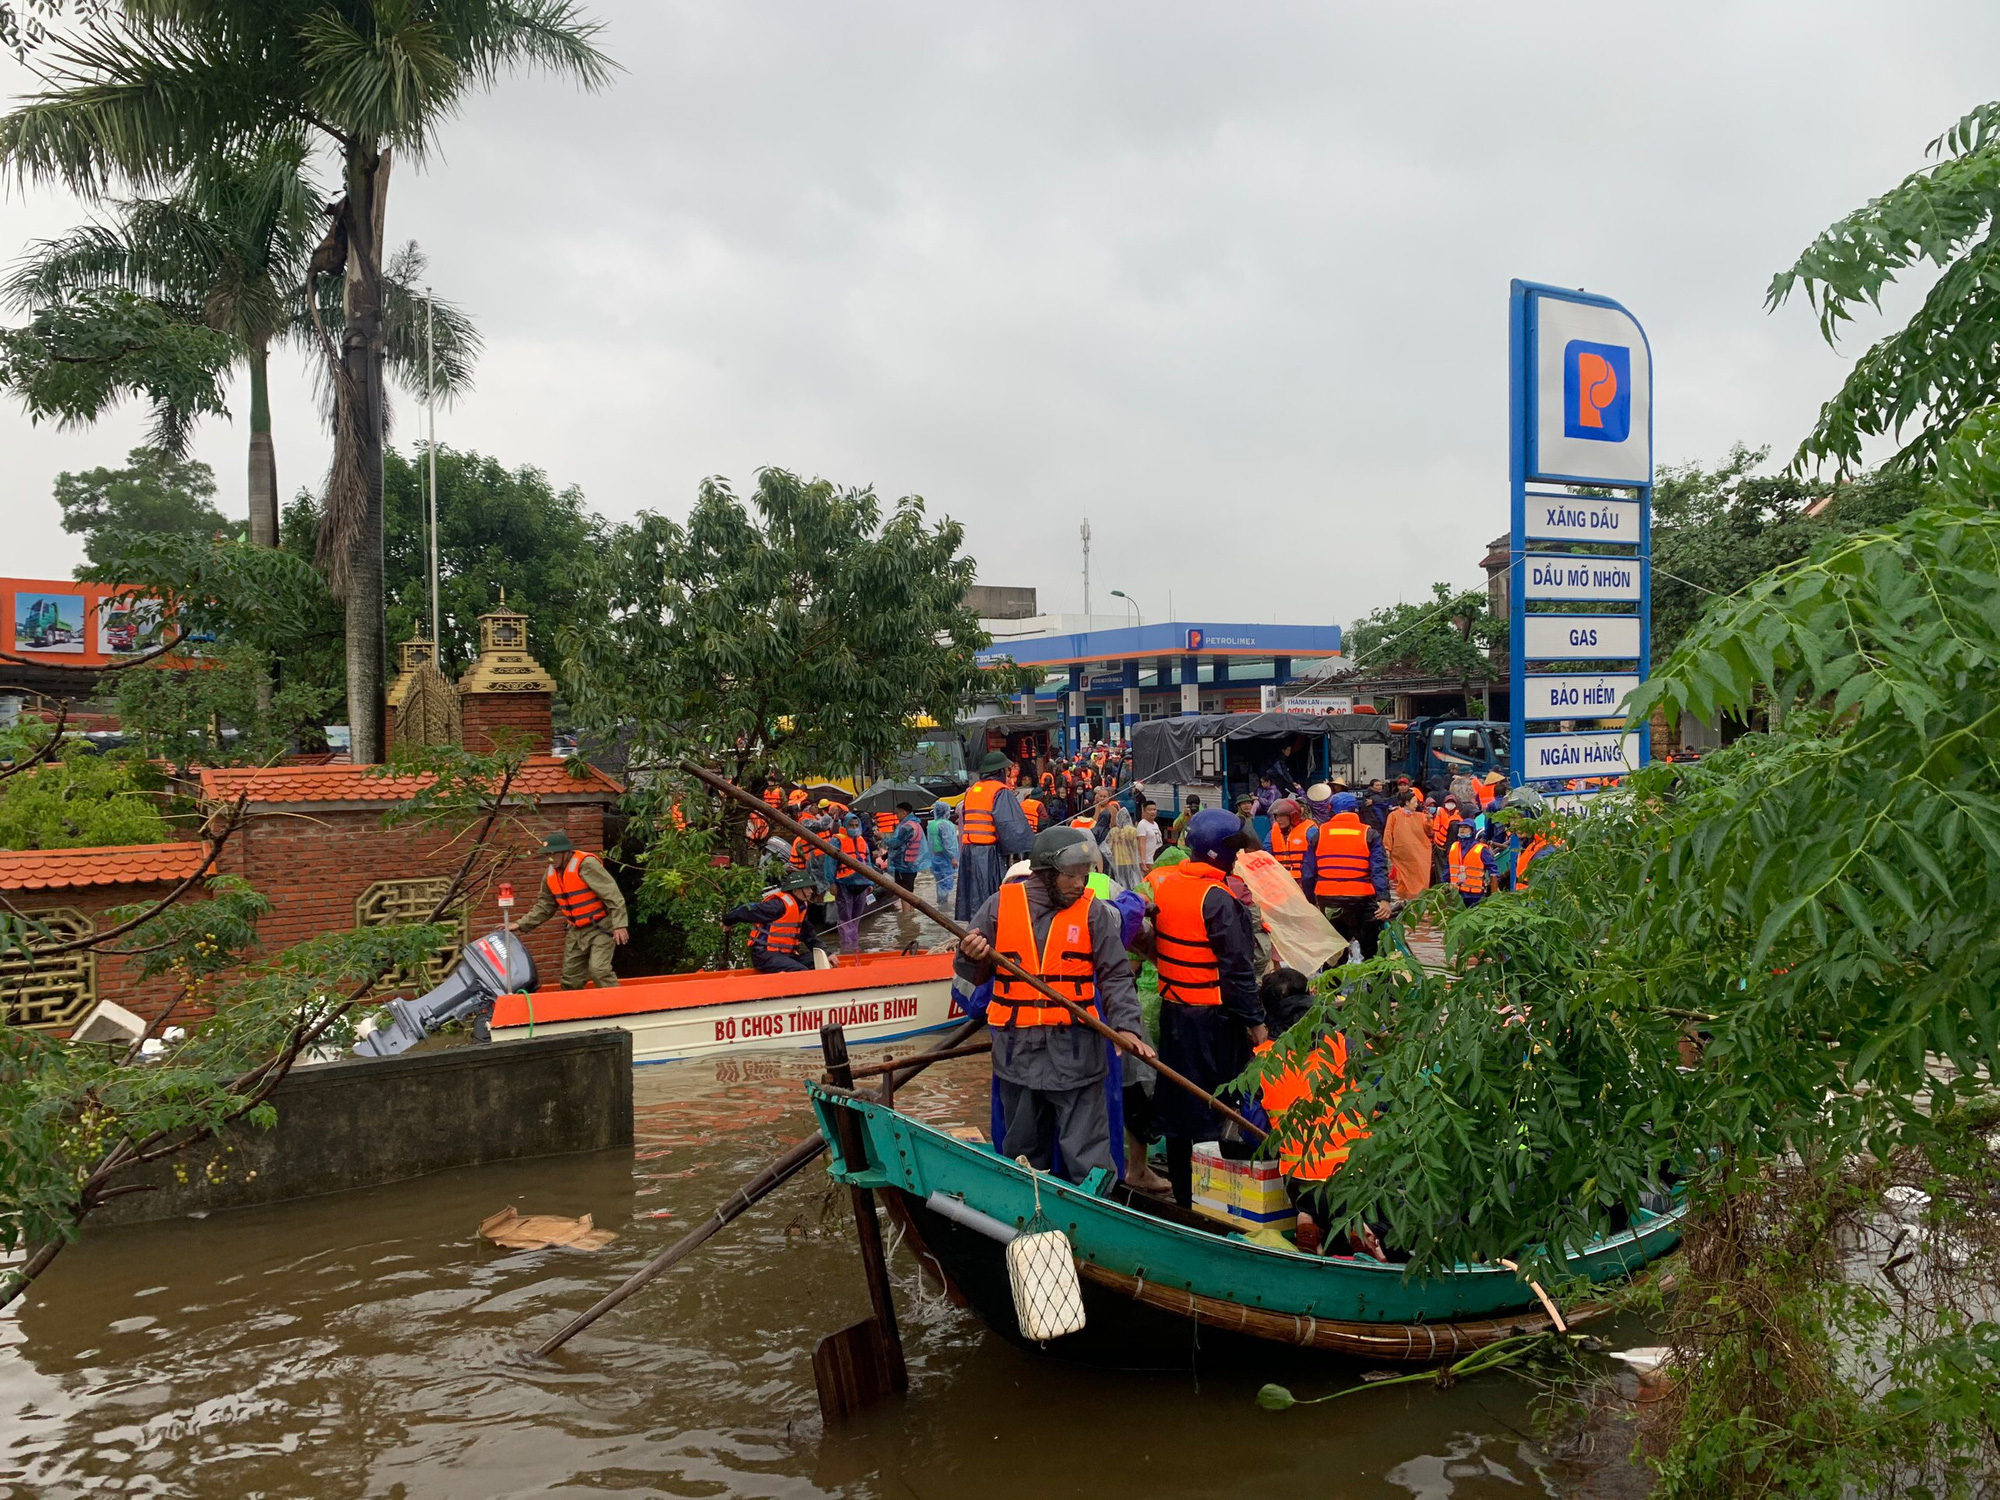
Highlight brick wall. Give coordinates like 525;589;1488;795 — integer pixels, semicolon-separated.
222;799;605;989
5;799;609;1032
460;691;553;755
1;881;192;1026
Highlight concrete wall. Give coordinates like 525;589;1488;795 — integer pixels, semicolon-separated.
94;1029;633;1225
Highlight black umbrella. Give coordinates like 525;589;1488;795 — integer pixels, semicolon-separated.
850;780;937;816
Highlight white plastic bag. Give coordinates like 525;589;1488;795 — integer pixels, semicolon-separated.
1233;849;1345;973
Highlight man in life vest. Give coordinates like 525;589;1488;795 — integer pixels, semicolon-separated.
1144;808;1269;1208
954;826;1154;1184
1429;794;1460;884
721;868;827;973
1300;791;1392;963
955;751;1035;923
1448;820;1495;906
1265;797;1310;885
515;831;628;988
883;800;926;894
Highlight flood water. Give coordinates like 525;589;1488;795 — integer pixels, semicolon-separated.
1;899;1649;1498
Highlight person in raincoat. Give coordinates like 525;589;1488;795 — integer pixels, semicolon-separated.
953;827;1153;1184
954;751;1034;922
1383;788;1433;899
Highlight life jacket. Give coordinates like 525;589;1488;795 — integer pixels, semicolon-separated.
787;789;808;810
1069;814;1096;831
747;814;768;844
873;811;897;838
788;836;811;871
1039;771;1056;794
835;829;867;865
762;785;782;809
546;852;608;927
1257;1032;1367;1182
988;882;1097;1027
1152;862;1228;1007
750;890;807;958
1475;779;1499;810
1449;840;1488;895
962;779;1002;846
1430;807;1455;848
1267;820;1310;882
1516;835;1552;893
1309;814;1374;900
1019;795;1044;831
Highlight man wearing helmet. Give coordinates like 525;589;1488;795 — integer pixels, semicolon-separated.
955;826;1155;1184
1145;807;1269;1208
720;867;829;973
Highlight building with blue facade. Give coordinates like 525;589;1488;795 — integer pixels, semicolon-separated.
976;621;1344;751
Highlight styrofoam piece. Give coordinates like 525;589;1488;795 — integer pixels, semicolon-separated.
1006;1228;1086;1341
72;999;146;1045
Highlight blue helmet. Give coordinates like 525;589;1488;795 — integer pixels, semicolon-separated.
1329;792;1359;815
1185;808;1247;868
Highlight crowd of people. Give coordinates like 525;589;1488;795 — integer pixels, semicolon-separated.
721;742;1556;1256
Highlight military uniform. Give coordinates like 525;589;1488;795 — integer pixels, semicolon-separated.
516;840;628;988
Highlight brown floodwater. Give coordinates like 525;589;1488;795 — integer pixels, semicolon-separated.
1;903;1650;1498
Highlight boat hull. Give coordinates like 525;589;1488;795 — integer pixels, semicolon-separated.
810;1083;1682;1363
491;953;959;1064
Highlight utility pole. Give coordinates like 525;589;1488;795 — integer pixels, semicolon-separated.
1080;517;1092;625
425;288;440;657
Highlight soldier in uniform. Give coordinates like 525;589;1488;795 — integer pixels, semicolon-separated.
515;831;628;988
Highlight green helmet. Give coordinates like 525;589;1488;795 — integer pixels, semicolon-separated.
779;867;819;893
1029;825;1096;875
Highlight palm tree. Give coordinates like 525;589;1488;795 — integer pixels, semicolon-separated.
0;0;613;763
7;155;482;551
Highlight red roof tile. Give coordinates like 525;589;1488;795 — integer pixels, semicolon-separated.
0;841;208;891
197;755;621;806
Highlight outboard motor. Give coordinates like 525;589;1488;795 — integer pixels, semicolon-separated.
353;928;538;1058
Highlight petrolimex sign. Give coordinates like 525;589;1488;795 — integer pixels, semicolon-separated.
1529;294;1651;487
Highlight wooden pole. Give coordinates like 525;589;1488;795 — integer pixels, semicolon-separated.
681;760;1265;1141
820;1024;908;1395
528;1013;986;1359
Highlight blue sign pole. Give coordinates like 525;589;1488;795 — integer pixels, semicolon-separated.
1509;282;1530;796
1508;278;1653;795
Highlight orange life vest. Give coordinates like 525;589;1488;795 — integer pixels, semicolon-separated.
1019;796;1044;831
762;785;782;809
1448;840;1488;895
1309;814;1374;900
873;811;897;838
961;779;1002;846
1516;835;1553;893
546;852;608;927
1430;806;1455;848
988;883;1097;1027
750;889;807;958
1267;820;1310;882
1258;1032;1367;1182
1152;862;1227;1007
788;836;812;871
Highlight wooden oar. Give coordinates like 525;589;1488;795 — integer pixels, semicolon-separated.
683;760;1267;1140
528;1012;987;1359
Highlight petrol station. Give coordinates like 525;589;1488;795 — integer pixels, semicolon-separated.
975;621;1345;751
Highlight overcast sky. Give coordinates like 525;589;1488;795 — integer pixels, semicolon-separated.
2;3;1991;628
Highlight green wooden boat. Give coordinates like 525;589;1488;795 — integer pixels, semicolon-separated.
807;1081;1683;1365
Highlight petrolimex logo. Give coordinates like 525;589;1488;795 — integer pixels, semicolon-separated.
1563;340;1631;443
1185;628;1204;650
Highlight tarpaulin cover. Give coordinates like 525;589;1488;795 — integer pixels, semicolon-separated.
1130;713;1391;786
